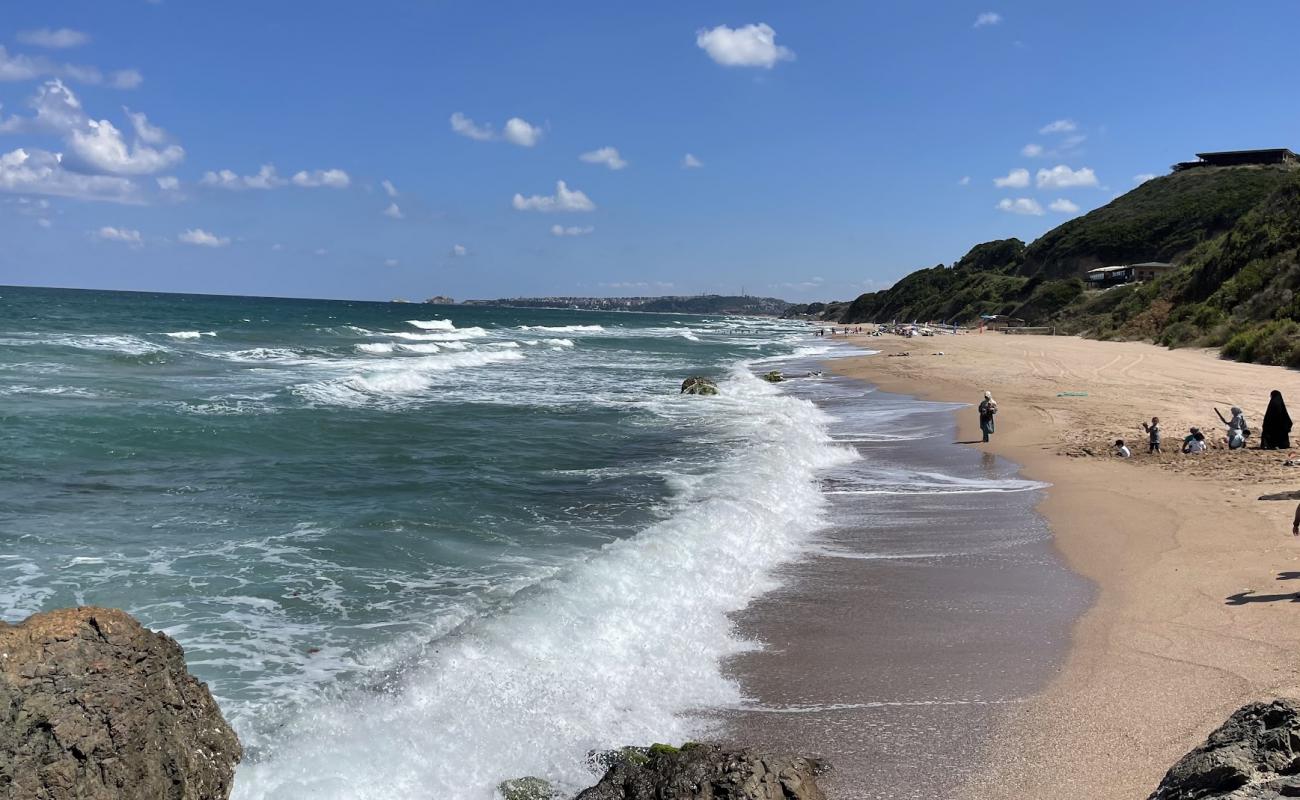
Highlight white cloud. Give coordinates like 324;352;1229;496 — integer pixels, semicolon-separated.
383;202;403;219
381;179;398;197
512;180;595;212
1039;119;1078;135
1036;164;1098;188
974;12;1002;27
0;45;140;89
1134;173;1157;184
503;117;542;147
1049;198;1080;213
696;23;794;68
0;79;83;135
579;146;627;170
682;153;703;169
450;112;495;141
107;69;142;90
124;108;166;144
292;168;350;188
551;224;594;236
997;197;1044;216
0;146;139;202
94;225;142;245
451;244;467;257
993;167;1030;188
1021;143;1044;158
66;117;183;175
18;29;90;49
156;175;179;190
37;217;51;228
958;175;971;186
178;227;229;247
201;164;285;190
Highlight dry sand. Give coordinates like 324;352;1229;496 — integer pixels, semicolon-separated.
833;331;1300;798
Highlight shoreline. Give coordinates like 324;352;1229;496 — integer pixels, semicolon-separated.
826;332;1300;798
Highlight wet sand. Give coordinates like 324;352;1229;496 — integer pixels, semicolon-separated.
720;374;1089;799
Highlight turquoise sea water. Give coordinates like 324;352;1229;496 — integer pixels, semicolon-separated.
0;285;855;798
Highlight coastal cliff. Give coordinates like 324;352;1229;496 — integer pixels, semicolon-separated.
0;607;242;800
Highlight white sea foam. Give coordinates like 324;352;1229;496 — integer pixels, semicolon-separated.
233;369;854;800
38;334;170;356
516;324;604;333
292;350;527;407
397;343;442;354
406;319;457;331
389;328;488;342
164;331;216;340
356;343;395;354
823;470;1048;496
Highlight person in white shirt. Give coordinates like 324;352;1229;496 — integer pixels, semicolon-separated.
1114;439;1131;458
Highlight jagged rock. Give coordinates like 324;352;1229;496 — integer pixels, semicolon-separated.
680;376;719;395
575;742;827;800
0;607;242;800
1148;699;1300;799
761;371;784;383
497;776;559;800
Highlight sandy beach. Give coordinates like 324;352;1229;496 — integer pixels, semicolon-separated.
829;331;1300;798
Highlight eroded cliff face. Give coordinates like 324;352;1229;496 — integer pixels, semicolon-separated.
0;606;242;800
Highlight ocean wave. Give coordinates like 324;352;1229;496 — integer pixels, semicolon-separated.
164;331;217;340
356;343;395;354
406;319;457;331
0;384;99;398
292;350;526;407
27;334;172;356
516;324;604;333
388;328;488;342
233;369;855;800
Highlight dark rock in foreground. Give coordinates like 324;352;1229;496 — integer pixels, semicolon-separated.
680;376;719;395
1149;699;1300;799
0;606;242;800
576;743;827;800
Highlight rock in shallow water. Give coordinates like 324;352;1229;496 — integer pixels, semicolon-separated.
0;606;242;800
1149;699;1300;799
576;742;827;800
680;376;719;395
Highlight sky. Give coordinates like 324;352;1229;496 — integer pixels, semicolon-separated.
1;1;1298;303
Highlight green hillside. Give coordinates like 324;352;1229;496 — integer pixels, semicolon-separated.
838;164;1300;366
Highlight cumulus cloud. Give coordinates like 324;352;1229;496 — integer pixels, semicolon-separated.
381;179;398;197
178;228;229;247
200;164;285;190
1134;173;1157;184
696;23;794;68
94;225;142;245
292;168;350;188
1049;198;1080;213
682;153;703;169
579;146;627;170
551;224;594;236
1021;143;1044;158
383;202;403;219
0;146;139;202
156;175;179;190
124;108;166;144
993;167;1030;188
974;12;1002;27
18;28;90;49
451;244;467;257
66;117;184;175
503;117;542;147
1036;164;1098;188
450;112;542;147
997;197;1044;216
1039;119;1078;135
512;180;595;212
0;79;83;135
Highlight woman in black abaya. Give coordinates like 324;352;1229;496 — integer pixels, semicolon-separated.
1262;390;1292;450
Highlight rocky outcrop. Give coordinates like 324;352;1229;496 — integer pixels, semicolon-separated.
680;376;719;395
761;371;784;383
1149;699;1300;799
576;743;827;800
0;607;242;800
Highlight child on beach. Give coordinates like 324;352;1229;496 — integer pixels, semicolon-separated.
1141;417;1161;454
1114;439;1131;458
1182;428;1207;454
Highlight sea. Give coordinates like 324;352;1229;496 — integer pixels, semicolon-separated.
0;285;1072;800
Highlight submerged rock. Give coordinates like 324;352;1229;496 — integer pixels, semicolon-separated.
0;606;242;800
761;370;784;383
576;742;827;800
680;376;719;395
1148;699;1300;799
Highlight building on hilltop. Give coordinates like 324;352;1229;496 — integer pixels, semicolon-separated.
1173;148;1299;171
1086;261;1174;286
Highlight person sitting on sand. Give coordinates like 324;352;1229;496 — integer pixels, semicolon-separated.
978;391;998;443
1114;439;1131;458
1216;406;1250;450
1262;390;1292;450
1141;416;1162;454
1182;428;1207;454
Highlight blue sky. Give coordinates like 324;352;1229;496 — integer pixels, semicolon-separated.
1;1;1298;302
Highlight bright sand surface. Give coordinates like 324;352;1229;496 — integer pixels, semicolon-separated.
834;331;1300;798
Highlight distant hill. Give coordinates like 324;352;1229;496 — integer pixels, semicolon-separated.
837;163;1300;365
462;294;795;316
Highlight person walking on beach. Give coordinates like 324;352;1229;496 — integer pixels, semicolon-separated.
1216;406;1250;450
1262;390;1292;450
1141;416;1162;454
978;391;998;443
